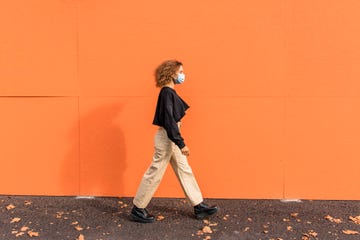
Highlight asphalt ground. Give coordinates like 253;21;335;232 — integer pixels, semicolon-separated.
1;196;360;240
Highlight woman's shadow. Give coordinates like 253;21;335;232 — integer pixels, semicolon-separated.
63;102;127;197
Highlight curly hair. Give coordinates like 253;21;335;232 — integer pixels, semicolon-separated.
154;60;183;87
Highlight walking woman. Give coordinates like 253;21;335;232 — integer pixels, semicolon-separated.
130;60;218;223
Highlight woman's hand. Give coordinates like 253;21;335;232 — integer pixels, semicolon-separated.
181;146;190;156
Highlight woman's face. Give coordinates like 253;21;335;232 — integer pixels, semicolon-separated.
176;65;184;75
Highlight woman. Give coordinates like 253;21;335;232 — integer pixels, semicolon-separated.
130;60;218;223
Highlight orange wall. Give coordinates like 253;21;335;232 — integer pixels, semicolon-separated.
1;0;360;199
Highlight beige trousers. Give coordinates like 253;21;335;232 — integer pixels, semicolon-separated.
133;126;203;208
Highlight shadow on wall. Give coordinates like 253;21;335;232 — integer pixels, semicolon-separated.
64;102;127;197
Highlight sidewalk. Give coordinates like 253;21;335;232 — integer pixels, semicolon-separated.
1;195;360;240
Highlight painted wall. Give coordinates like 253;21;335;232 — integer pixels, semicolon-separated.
1;0;360;199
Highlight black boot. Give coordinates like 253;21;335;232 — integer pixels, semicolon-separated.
194;202;218;220
130;206;155;223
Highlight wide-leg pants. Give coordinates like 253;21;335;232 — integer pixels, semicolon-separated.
133;127;203;208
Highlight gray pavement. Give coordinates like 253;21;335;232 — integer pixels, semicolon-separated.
1;195;360;240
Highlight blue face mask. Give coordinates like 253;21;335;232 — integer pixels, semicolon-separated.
174;73;185;84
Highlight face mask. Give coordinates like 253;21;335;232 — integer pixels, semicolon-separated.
174;73;185;84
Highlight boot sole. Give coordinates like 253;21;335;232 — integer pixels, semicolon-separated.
195;208;218;220
129;213;155;223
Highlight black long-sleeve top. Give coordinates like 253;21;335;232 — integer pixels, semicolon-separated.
152;87;189;149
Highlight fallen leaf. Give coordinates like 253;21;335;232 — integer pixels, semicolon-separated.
11;231;18;235
120;204;128;209
325;215;342;223
24;201;32;206
287;226;293;231
247;218;253;222
71;221;79;225
243;227;250;232
196;230;204;236
203;236;211;240
75;225;84;231
156;215;165;221
21;226;30;232
16;232;25;237
209;222;218;227
349;216;360;225
11;217;21;223
263;230;269;234
342;229;360;235
291;213;299;217
301;236;310;240
283;218;290;222
202;226;213;234
203;219;210;225
55;212;64;219
27;230;39;237
6;204;15;210
308;230;318;237
77;234;85;240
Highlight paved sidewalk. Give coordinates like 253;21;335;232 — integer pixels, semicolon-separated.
1;196;360;240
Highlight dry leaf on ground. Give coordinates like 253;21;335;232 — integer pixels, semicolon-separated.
16;232;25;237
156;215;165;221
120;204;128;209
24;201;32;206
196;230;203;236
342;229;360;235
349;216;360;225
27;230;39;237
223;214;229;220
203;236;211;240
11;217;21;223
6;204;15;210
308;230;318;237
325;215;342;223
55;212;64;219
291;213;299;217
21;226;30;232
75;225;83;231
77;234;85;240
202;226;213;234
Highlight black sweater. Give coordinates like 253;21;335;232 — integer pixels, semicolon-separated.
152;87;189;149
